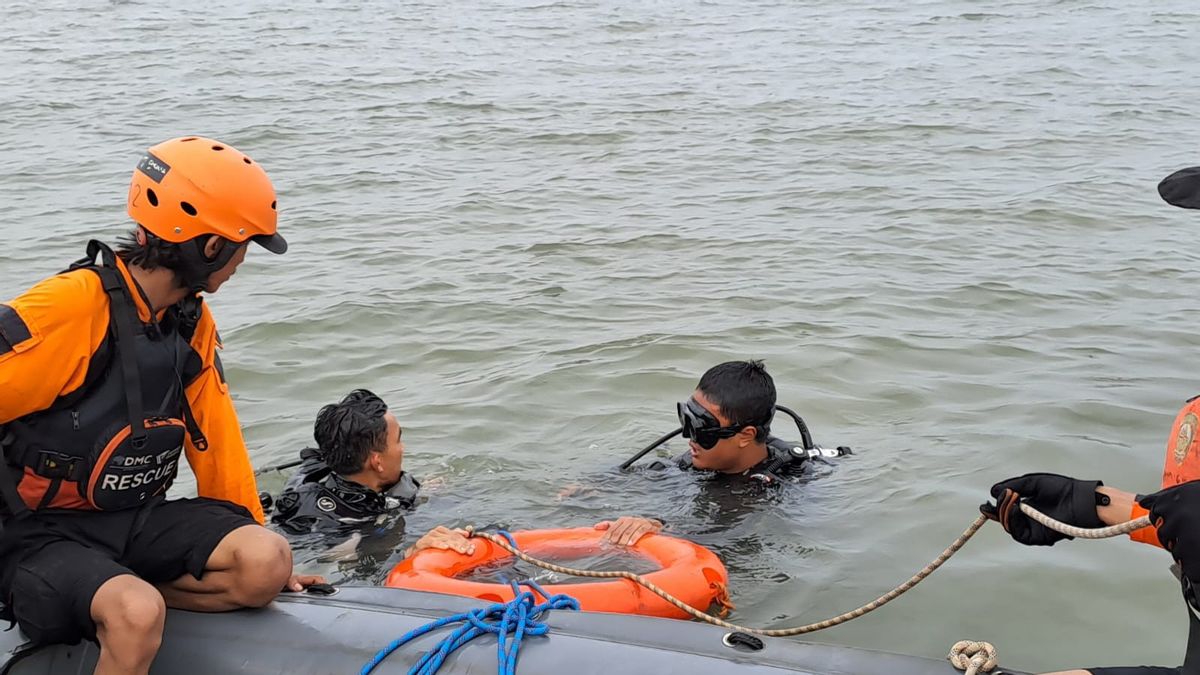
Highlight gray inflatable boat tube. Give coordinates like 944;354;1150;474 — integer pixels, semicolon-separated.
0;586;1021;674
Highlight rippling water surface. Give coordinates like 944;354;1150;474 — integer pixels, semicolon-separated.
3;1;1200;669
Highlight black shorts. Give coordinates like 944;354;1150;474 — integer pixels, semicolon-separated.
0;496;256;646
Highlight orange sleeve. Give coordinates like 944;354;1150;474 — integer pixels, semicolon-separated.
1128;500;1161;548
0;271;109;423
182;302;264;523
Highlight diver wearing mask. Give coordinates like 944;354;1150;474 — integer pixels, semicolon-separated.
268;390;420;533
625;361;849;484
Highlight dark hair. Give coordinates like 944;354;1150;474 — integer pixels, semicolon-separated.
697;360;776;442
114;228;186;272
313;389;390;475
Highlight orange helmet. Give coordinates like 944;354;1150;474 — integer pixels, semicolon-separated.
127;136;286;254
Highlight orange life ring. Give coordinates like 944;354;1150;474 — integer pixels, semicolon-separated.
384;528;728;620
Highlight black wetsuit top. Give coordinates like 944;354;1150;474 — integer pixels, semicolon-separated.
648;436;815;484
270;448;420;534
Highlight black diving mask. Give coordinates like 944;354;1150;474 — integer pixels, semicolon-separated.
677;398;758;450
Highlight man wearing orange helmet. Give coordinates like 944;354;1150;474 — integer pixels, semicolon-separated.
0;137;320;675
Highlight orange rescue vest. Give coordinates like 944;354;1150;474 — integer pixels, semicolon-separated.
1130;395;1200;546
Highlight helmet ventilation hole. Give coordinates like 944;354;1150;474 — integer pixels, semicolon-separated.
181;137;197;142
270;200;276;210
243;157;252;165
211;145;224;151
146;188;159;206
180;201;198;216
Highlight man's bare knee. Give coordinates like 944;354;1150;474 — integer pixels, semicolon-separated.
92;576;166;671
230;531;292;607
93;576;166;634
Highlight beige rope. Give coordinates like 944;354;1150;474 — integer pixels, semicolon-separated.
466;503;1150;640
948;640;999;675
1019;502;1150;538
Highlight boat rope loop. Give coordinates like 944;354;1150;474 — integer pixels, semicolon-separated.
948;640;999;675
361;578;580;675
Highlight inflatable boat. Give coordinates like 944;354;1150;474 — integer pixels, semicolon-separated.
0;585;1015;674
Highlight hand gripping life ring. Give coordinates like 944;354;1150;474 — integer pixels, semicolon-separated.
384;528;729;619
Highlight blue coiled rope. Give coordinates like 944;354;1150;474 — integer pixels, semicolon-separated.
361;532;579;675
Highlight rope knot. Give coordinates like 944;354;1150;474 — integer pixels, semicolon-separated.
710;581;735;617
948;640;998;675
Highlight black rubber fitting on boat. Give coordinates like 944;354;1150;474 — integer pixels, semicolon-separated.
722;632;765;652
304;583;338;596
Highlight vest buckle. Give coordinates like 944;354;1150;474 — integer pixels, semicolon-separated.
37;451;80;480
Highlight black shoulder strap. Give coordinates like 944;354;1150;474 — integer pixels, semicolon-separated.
169;298;207;451
178;393;207;451
173;295;204;341
89;240;207;451
87;242;148;449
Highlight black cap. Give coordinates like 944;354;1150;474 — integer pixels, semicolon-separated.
1159;167;1200;210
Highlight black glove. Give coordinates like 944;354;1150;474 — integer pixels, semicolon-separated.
1139;482;1200;587
980;473;1104;546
